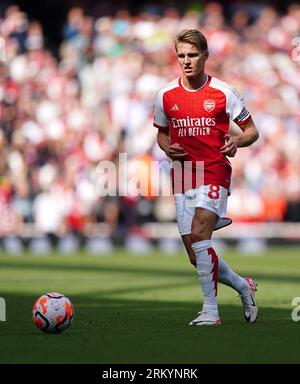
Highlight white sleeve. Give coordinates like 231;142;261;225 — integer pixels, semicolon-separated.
153;89;169;129
227;87;250;123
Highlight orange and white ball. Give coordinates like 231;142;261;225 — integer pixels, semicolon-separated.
32;292;74;333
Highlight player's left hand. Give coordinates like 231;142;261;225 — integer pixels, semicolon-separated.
220;134;237;157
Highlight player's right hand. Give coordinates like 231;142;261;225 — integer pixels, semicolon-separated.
165;143;187;160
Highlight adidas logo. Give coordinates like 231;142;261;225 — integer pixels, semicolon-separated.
171;104;179;111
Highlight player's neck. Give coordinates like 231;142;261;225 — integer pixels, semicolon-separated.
182;72;207;91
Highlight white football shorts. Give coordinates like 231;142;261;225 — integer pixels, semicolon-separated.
174;184;231;236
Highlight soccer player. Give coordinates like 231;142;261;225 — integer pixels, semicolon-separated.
153;29;259;326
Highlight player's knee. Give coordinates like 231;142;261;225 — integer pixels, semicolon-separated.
190;226;206;242
191;220;212;242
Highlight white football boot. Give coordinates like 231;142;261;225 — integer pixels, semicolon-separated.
240;277;258;323
189;311;221;326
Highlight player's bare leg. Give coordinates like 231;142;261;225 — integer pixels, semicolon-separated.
181;235;196;266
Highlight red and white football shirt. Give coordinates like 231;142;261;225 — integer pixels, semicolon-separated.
153;74;251;192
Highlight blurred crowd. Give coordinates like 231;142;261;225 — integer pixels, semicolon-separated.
0;2;300;243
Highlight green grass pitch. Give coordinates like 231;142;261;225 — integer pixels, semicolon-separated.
0;246;299;364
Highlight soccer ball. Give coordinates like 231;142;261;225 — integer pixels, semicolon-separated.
32;292;74;333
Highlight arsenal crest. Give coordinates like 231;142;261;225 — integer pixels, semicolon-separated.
204;100;215;113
